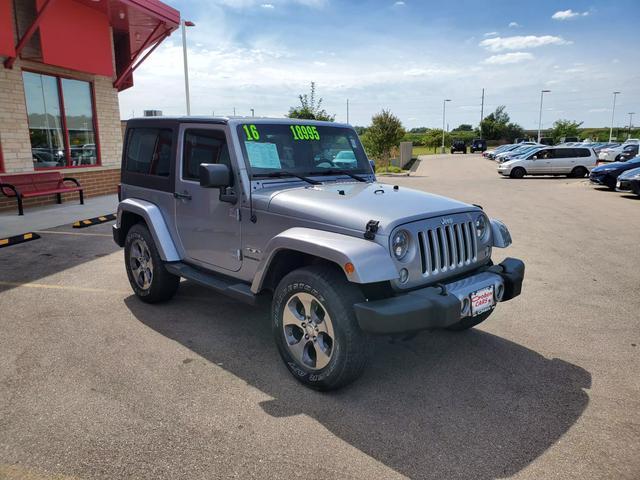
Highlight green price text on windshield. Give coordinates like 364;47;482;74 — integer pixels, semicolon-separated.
243;124;260;141
290;125;320;141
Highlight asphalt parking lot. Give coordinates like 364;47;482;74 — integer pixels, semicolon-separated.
1;154;638;480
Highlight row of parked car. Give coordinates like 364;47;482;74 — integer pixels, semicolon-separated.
480;139;640;196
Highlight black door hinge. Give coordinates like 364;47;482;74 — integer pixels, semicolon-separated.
364;220;380;240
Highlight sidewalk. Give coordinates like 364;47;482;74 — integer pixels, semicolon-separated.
0;194;118;238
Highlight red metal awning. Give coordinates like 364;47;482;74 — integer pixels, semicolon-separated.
3;0;179;90
0;0;15;57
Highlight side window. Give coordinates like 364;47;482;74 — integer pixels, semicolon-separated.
125;128;172;176
575;148;590;158
553;148;571;158
183;129;229;181
535;149;551;159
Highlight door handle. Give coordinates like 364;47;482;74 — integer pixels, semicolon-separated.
174;191;192;200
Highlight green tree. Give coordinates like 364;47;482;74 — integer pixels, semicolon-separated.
550;119;584;143
286;82;335;121
365;110;405;167
453;124;473;132
480;105;524;142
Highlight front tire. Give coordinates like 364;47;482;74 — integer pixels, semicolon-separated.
510;167;526;179
570;166;588;178
272;265;373;390
124;223;180;303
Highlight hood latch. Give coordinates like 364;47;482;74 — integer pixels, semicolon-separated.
364;220;380;240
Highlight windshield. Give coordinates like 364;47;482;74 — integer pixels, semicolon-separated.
236;123;370;176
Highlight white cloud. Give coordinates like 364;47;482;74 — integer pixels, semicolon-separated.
483;31;498;37
393;1;405;5
552;9;589;20
479;35;571;52
508;22;521;28
483;52;534;65
261;3;275;8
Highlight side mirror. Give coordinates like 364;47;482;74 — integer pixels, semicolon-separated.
369;159;376;173
199;163;232;188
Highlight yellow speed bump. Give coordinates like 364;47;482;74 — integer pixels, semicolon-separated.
73;213;116;228
0;232;41;249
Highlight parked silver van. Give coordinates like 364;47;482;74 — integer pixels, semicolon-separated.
497;146;597;178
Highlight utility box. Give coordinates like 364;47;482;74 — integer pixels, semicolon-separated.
399;142;413;169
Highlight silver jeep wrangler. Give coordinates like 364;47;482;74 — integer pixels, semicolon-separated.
113;117;525;390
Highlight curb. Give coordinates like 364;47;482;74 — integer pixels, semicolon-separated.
0;232;41;249
73;213;117;229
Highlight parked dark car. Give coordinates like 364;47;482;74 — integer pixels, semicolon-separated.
615;166;640;196
616;144;639;162
539;137;554;146
450;140;467;154
470;138;487;153
589;156;640;189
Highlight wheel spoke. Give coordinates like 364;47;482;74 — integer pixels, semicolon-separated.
284;298;304;327
312;304;334;339
288;337;309;365
312;340;332;369
296;294;314;319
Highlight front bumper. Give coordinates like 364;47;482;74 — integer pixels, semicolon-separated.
618;178;640;195
590;173;616;188
354;258;525;334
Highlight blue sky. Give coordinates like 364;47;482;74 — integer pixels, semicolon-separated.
118;0;640;130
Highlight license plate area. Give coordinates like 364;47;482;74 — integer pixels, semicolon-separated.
471;285;495;316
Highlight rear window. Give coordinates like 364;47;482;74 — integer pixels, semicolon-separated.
125;128;172;176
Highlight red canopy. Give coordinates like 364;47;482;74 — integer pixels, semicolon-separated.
3;0;180;90
0;0;15;57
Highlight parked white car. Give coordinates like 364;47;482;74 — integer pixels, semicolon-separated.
497;146;597;178
598;139;640;162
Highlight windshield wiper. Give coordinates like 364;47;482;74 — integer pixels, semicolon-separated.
253;171;321;185
311;169;367;182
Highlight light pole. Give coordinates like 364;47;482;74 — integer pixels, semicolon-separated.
181;20;195;115
537;89;550;143
441;99;450;153
628;112;635;139
609;91;620;142
250;108;255;117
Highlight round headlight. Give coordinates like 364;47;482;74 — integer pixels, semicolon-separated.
392;230;410;260
475;215;488;238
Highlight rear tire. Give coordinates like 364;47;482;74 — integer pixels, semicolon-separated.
272;265;373;390
510;167;526;179
124;223;180;303
570;166;588;178
446;310;494;331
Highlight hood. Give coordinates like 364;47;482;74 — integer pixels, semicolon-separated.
619;166;640;179
593;161;627;172
253;181;476;235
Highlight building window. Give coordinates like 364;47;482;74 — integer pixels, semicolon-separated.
23;71;99;169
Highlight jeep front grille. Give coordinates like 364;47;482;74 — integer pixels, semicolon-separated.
417;221;477;275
